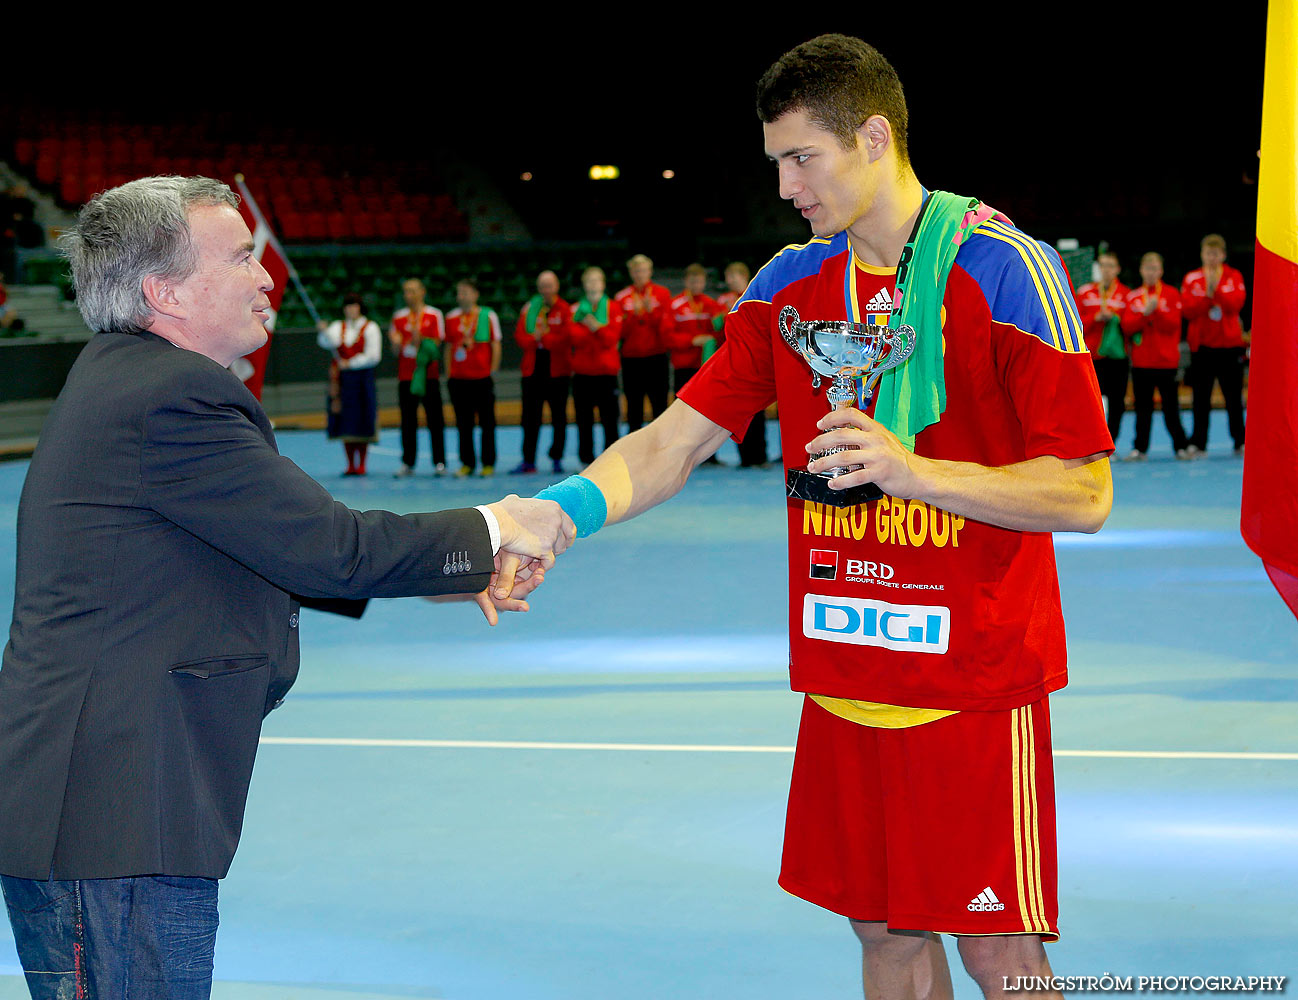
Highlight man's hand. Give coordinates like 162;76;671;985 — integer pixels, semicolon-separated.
486;495;577;598
1143;295;1159;316
582;315;601;331
805;408;924;499
424;557;547;626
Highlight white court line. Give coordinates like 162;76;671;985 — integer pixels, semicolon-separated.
259;737;1298;760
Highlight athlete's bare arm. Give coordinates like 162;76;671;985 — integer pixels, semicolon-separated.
581;399;732;524
808;408;1112;534
492;401;730;599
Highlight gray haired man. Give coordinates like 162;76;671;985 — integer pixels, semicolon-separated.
0;176;573;999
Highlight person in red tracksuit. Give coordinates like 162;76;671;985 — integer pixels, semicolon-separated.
513;270;573;475
717;261;772;468
668;263;724;394
443;278;502;477
614;253;673;432
1181;233;1247;455
1120;252;1191;460
1073;251;1131;446
569;266;623;464
389;277;447;477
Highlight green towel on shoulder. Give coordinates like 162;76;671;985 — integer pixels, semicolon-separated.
572;295;609;326
872;191;1000;452
523;295;547;335
1098;315;1127;359
410;338;441;397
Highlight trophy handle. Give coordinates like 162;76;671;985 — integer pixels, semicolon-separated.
778;305;800;352
874;324;917;373
858;325;918;406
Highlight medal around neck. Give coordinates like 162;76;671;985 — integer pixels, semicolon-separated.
780;305;916;507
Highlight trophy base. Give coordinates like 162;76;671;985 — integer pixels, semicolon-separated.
786;469;884;507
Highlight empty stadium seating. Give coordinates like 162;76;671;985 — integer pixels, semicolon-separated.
5;109;469;244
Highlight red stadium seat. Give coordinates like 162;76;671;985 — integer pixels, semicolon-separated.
278;212;306;241
373;213;398;240
351;215;376;240
35;155;59;187
289;176;315;205
302;212;328;241
396;211;422;239
59;175;82;206
325;211;351;241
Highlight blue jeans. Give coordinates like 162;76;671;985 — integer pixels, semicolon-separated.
1;874;218;999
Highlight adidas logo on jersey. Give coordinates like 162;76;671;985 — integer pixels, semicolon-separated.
967;887;1005;912
864;288;894;314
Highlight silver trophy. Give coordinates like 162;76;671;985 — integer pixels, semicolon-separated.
780;305;917;507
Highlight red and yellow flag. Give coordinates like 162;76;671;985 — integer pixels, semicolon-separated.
1240;0;1298;620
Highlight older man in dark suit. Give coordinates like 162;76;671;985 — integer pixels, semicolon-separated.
0;176;573;1000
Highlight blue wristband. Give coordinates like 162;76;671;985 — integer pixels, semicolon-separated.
534;475;607;538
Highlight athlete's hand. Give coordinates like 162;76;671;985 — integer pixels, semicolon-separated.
486;495;576;602
423;557;546;626
804;409;927;499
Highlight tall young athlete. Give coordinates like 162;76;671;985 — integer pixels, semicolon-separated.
512;35;1112;999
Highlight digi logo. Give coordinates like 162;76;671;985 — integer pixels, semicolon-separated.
803;594;950;654
809;549;838;580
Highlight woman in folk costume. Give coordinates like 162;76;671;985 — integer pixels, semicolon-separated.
317;292;382;475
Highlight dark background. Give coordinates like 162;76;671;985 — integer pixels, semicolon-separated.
14;13;1270;286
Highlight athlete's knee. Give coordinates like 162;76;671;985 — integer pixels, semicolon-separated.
956;935;1050;991
849;920;932;962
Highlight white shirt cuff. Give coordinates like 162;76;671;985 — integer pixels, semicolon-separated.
474;505;501;555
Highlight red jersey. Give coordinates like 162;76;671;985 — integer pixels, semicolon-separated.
569;296;623;376
667;292;723;369
444;306;501;380
677;221;1112;712
1120;283;1183;369
1073;280;1130;359
613;282;673;358
514;297;573;378
391;305;445;382
1180;265;1247;350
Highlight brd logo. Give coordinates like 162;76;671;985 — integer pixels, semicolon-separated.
803;594;950;654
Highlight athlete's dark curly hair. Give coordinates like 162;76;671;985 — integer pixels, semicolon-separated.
756;34;910;164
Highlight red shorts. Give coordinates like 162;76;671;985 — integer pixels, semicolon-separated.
779;695;1059;940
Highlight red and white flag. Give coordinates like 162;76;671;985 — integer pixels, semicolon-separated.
230;176;291;400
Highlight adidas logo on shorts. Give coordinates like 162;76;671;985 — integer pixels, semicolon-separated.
967;887;1006;912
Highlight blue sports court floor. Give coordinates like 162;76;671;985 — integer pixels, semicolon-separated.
0;412;1294;998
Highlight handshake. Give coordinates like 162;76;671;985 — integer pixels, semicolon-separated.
435;495;577;625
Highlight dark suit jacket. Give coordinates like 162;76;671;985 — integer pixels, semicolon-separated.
0;331;494;880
